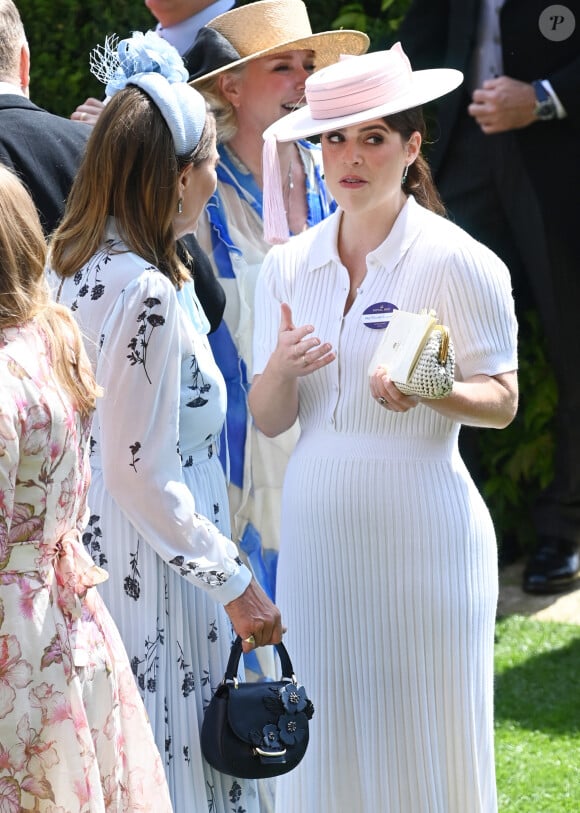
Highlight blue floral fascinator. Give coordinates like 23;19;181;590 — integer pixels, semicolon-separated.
90;31;207;156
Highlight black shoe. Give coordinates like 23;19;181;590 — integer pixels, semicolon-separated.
522;536;580;595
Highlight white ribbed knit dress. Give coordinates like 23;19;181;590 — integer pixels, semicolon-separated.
253;197;518;813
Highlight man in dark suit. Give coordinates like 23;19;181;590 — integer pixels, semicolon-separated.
0;0;91;235
397;0;580;593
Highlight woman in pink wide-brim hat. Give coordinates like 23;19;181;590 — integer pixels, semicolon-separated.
251;43;519;813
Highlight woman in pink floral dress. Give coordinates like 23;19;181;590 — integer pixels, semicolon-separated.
0;165;172;812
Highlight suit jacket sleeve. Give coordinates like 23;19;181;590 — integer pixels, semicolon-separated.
546;56;580;128
395;0;452;67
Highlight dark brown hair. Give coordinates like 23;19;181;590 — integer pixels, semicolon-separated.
385;107;446;216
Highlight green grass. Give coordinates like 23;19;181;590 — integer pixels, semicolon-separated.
494;616;580;812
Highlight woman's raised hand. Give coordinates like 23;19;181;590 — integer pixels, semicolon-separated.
276;302;335;378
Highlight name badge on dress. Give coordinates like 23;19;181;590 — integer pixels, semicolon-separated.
362;302;398;330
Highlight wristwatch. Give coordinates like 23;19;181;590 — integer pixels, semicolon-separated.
532;80;557;121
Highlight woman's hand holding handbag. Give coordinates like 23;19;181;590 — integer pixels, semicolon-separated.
368;309;455;399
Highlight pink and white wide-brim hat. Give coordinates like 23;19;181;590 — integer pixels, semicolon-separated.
264;43;463;143
262;43;463;243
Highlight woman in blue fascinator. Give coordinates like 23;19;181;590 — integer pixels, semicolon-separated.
49;31;282;812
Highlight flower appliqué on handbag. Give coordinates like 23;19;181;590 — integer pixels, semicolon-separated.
201;637;314;778
250;681;314;758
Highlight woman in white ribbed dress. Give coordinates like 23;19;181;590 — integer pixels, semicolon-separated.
49;33;283;813
250;46;518;812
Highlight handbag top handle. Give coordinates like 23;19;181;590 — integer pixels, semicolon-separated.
224;636;296;684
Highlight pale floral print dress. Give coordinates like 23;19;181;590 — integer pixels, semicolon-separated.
0;321;172;812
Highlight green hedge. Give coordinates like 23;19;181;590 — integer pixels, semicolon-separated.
18;0;556;554
19;0;153;117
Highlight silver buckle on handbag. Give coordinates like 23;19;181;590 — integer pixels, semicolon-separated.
253;746;287;758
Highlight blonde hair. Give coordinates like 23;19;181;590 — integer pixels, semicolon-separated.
196;69;244;144
51;86;216;288
0;166;99;417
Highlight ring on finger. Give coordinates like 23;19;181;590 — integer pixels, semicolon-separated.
243;635;256;645
302;354;308;366
378;396;387;406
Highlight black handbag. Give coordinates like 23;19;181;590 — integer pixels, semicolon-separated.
201;636;314;779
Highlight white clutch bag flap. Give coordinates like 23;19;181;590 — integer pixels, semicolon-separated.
367;309;455;399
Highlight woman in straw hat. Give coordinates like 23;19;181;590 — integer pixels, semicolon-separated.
49;31;282;813
250;44;518;812
186;2;368;678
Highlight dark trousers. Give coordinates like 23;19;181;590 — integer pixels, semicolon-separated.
436;111;580;544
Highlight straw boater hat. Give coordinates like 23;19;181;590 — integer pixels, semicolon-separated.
186;0;369;85
262;43;464;243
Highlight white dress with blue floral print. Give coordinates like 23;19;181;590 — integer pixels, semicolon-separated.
51;220;258;813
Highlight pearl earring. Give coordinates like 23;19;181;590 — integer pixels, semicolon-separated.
177;197;183;214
